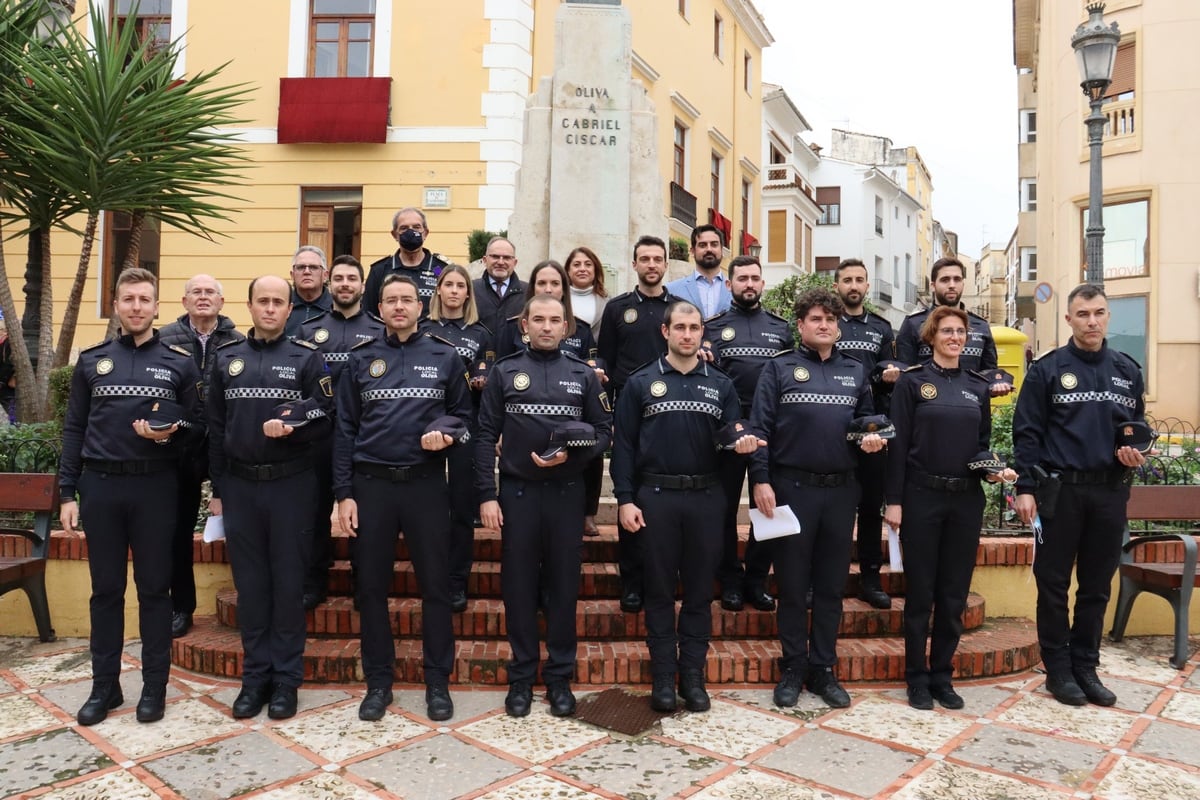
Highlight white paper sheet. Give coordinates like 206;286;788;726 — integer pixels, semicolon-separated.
748;504;802;540
202;514;225;543
887;524;903;572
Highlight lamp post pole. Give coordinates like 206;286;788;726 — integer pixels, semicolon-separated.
1083;97;1108;285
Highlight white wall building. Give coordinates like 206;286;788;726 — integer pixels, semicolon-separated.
757;84;822;287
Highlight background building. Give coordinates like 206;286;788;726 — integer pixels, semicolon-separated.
757;83;820;286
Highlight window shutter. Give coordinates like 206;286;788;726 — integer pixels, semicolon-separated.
1105;42;1135;99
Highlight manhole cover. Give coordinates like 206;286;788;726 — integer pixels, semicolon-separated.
574;686;674;736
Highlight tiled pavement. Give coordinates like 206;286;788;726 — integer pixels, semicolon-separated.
3;636;1200;799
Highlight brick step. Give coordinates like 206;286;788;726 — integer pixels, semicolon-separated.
171;614;1039;685
215;589;987;639
319;559;912;600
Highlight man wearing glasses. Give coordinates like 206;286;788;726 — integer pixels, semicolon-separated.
285;245;333;337
364;207;447;318
472;236;525;335
158;274;244;638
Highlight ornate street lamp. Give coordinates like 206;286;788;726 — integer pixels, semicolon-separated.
1071;2;1121;285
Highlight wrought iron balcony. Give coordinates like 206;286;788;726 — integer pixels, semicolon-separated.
669;181;697;228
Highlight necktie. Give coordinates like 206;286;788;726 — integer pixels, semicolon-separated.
495;281;506;298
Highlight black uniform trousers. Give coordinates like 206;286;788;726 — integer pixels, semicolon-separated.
223;469;315;689
717;452;772;594
773;478;859;670
899;483;984;689
854;451;886;570
1033;481;1129;675
447;440;476;596
354;470;453;689
500;476;584;685
79;467;177;685
170;454;204;615
304;439;335;597
639;483;724;676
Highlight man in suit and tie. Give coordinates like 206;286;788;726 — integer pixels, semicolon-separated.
473;237;526;335
665;225;732;320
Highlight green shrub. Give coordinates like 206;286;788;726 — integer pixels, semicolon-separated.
0;422;61;472
467;229;508;263
668;237;689;261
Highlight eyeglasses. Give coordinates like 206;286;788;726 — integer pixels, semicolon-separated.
938;327;968;337
292;264;324;272
187;288;219;297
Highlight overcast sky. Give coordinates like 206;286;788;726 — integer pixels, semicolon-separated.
755;0;1017;258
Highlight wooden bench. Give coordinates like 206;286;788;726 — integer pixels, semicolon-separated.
1109;484;1200;668
0;473;58;642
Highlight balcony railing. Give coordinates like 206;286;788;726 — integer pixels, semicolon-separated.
905;282;917;306
1104;97;1135;141
669;181;697;228
763;163;811;198
877;279;893;305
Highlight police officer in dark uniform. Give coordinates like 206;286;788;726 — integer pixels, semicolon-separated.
1013;283;1147;707
208;275;333;721
612;300;762;714
749;288;883;710
832;258;900;610
421;263;494;613
364;207;447;317
598;235;677;613
284;245;333;337
298;255;383;609
884;306;1012;711
475;295;612;719
61;267;203;726
336;274;474;722
158;273;244;638
702;255;792;612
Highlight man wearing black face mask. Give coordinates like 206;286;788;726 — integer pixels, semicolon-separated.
364;207;447;318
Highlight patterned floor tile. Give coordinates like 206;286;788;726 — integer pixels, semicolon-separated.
1130;719;1200;769
253;772;381;800
273;702;430;762
0;693;60;739
348;733;519;798
7;648;102;688
1097;641;1182;685
475;772;608;800
658;699;800;759
688;767;854;799
821;694;974;753
891;761;1072;800
0;676;15;694
756;728;920;797
1159;687;1200;726
555;738;724;799
949;724;1105;788
35;769;160;799
1093;754;1200;800
39;678;181;719
0;729;113;798
721;688;841;723
997;694;1133;747
143;732;316;799
392;687;507;723
1105;676;1168;713
456;707;609;763
96;697;243;758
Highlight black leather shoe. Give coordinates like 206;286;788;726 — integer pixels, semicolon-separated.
1045;673;1088;706
858;572;892;610
77;680;123;726
745;586;777;612
135;684;167;722
720;588;744;611
450;590;468;613
650;674;677;712
930;683;965;710
773;668;804;708
231;684;270;719
171;611;193;638
907;685;934;710
1073;668;1117;706
679;670;710;713
505;682;533;717
806;666;850;708
358;687;393;721
619;590;643;614
546;681;576;717
426;684;454;721
267;684;298;719
302;591;326;611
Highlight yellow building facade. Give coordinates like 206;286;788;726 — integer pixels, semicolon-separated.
10;0;771;346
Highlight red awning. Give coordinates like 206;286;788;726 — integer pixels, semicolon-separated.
278;77;392;144
709;209;733;245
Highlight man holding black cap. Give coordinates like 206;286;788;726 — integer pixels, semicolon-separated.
1013;283;1148;707
208;275;333;721
335;273;473;722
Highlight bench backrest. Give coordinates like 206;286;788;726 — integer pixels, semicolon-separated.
0;474;58;513
1127;485;1200;522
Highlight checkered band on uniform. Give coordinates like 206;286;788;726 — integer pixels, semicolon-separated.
719;347;780;359
92;385;177;400
455;345;475;359
304;407;327;419
504;403;583;418
836;340;877;353
361;387;447;402
642;400;723;419
961;346;983;358
780;393;858;406
1052;391;1138;409
224;387;303;401
323;352;351;362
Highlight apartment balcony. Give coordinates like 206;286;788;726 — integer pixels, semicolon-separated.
669;181;697;229
877;280;893;305
905;282;917;307
762;163;813;200
277;77;392;144
1105;98;1135;142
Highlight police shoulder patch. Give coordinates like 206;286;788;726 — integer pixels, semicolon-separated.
427;333;457;348
292;338;319;350
165;343;192;357
902;364;924;373
81;339;108;353
216;338;241;350
351;337;376;350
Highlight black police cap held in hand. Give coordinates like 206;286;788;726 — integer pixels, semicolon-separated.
271;398;325;427
967;450;1008;475
846;414;896;441
716;419;756;450
982;368;1015;385
424;415;471;445
145;399;192;431
539;421;598;460
1115;421;1156;454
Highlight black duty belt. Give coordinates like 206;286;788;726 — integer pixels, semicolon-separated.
914;471;975;493
83;459;175;476
1059;469;1123;485
227;459;311;481
640;472;719;490
355;462;437;483
774;466;853;488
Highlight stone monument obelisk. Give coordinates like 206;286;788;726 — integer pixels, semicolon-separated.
508;0;665;293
